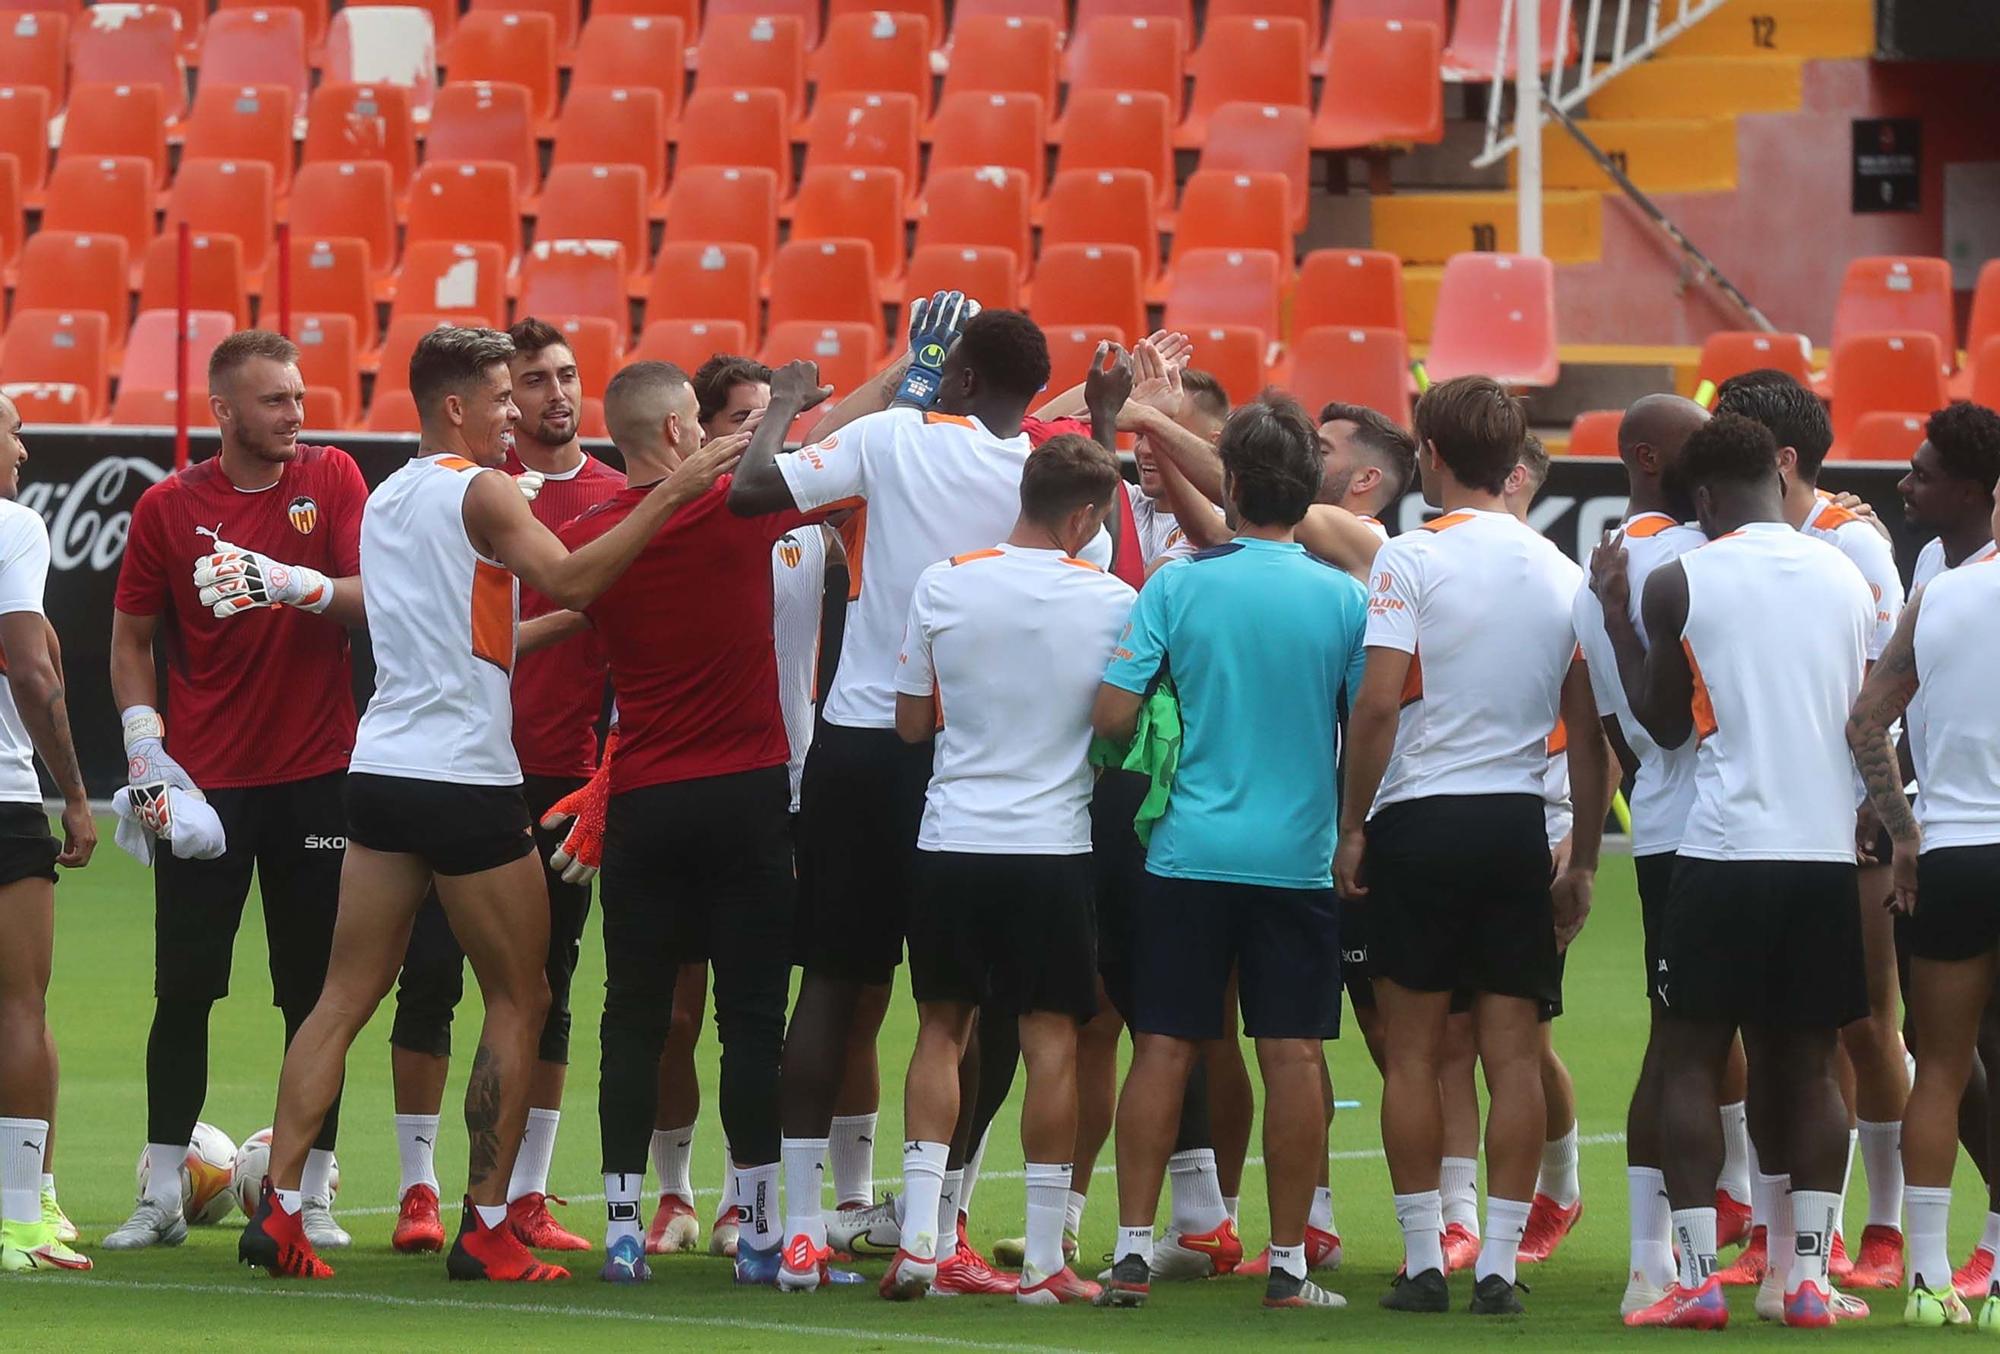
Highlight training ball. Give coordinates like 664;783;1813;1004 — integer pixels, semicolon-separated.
136;1121;238;1225
230;1127;341;1217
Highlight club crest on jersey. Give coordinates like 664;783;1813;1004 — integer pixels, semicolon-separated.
778;536;803;569
287;496;319;535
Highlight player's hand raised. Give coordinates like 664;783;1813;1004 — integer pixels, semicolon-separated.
770;360;835;413
1587;528;1631;615
1145;328;1194;372
1084;341;1135;427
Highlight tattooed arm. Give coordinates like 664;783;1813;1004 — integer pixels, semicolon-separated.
1848;591;1923;911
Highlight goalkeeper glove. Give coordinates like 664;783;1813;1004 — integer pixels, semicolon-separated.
122;705;201;834
192;537;333;617
515;470;546;502
541;729;618;885
893;290;980;411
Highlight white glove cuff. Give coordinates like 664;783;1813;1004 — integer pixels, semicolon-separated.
122;705;165;752
293;567;335;614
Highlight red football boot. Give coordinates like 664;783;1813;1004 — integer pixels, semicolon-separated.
1623;1276;1729;1329
447;1199;572;1281
1954;1245;1996;1300
1715;1225;1767;1285
1441;1221;1480;1274
238;1180;335;1279
1238;1225;1341;1276
1842;1223;1903;1289
645;1193;700;1255
1517;1194;1583;1263
1828;1229;1853;1284
508;1192;591;1251
393;1184;446;1255
934;1240;1019;1295
1715;1189;1753;1249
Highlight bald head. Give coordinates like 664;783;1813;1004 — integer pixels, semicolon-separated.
1619;393;1708;464
604;360;699;467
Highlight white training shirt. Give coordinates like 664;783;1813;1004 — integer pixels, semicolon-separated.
1906;535;1997;795
771;526;828;813
1676;522;1871;862
1571;511;1707;857
1543;725;1572;853
775;408;1111;729
1365;508;1583;812
1356;514;1391;543
1801;494;1903;661
352;454;522;786
894;544;1135;854
0;499;50;804
1910;558;2000;851
1126;482;1204;569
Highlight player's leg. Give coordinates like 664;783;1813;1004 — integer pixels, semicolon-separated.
1438;1007;1481;1271
0;869;82;1272
1903;951;1997;1317
1376;979;1453;1300
1206;975;1253;1210
1840;860;1908;1288
1644;1012;1740;1311
1715;1028;1773;1284
960;995;1019;1240
1968;999;2000;1294
387;891;461;1253
1468;992;1545;1311
647;961;708;1255
1522;1004;1583;1265
39;1026;75;1243
829;981;890;1212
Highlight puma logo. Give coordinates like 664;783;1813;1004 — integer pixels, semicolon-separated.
414;1136;433;1147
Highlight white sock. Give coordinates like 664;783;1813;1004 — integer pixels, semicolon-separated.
276;1188;303;1215
1116;1223;1152;1263
40;1172;54;1195
1023;1162;1070;1279
1223;1194;1240;1223
1166;1148;1228;1235
1394;1189;1445;1277
1858;1120;1903;1231
474;1201;507;1229
300;1148;336;1204
1790;1188;1839;1290
1752;1169;1785;1241
1270;1240;1306;1280
144;1140;187;1207
1905;1184;1953;1288
1627;1166;1674;1289
395;1114;441;1194
1718;1101;1751;1204
898;1141;948;1261
0;1118;46;1225
1838;1129;1858;1239
937;1168;963;1261
1982;1211;2000;1257
650;1123;695;1202
734;1161;780;1250
604;1171;643;1248
508;1107;560;1204
1309;1184;1336;1235
960;1129;988;1224
1440;1155;1479;1232
828;1113;877;1209
1671;1206;1718;1289
782;1136;829;1248
1064;1189;1087;1237
1767;1173;1794;1270
1475;1195;1531;1284
1537;1123;1580;1209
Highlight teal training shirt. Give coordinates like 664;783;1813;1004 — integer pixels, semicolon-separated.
1103;536;1370;889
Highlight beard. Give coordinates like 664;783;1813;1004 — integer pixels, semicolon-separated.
525;412;573;448
1320;465;1354;507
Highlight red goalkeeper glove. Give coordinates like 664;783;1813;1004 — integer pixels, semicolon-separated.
541;729;617;885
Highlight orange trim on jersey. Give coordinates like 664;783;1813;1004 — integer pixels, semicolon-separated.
1421;510;1475;533
1546;718;1568;757
950;549;1004;566
1813;502;1859;530
840;508;867;602
470;559;515;673
1357;514;1383;528
1399;650;1423;708
1623;513;1678;538
925;412;974;427
1059;556;1104;572
436;456;477;473
1682;639;1716;742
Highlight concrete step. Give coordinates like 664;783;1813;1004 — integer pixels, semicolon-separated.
1584;54;1804;119
1670;0;1874;59
1518;116;1739;193
1372;189;1603;265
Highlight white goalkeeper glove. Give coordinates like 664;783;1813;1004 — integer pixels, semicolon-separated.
192;534;333;618
122;703;199;809
515;470;546;502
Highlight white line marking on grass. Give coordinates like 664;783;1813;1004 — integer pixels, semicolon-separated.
76;1279;1089;1354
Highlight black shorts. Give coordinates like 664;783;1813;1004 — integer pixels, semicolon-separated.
1129;872;1341;1041
1089;768;1150;1018
345;773;534;877
909;850;1098;1021
154;771;345;1007
0;803;57;887
1363;794;1559;1006
1906;845;2000;962
793;720;933;986
1340;894;1375;1012
390;774;595;1062
1634;851;1678;1001
1659;857;1867;1028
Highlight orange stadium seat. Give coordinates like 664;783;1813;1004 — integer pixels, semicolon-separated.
1042;323;1126;392
1171;171;1293;265
0;85;49;208
365;387;420;430
1444;0;1575;78
392;240;506;326
676;87;791;197
767;238;883;336
662;165;778;275
938;16;1057;109
518;239;630;331
1425;251;1559;387
219;0;324;47
825;0;941;40
0;11;66;108
1163;247;1283;343
375;314;467;391
288;160;397;277
302;83;417;200
145;0;205;50
1042;169;1160;289
1294;248;1404;336
897;243;1020;330
72;6;184;119
1831;410;1929;463
199;8;308;103
575;394;606;437
302;386;345;428
570;14;684;129
345;0;456;43
1061;17;1185;128
1313;18;1445;150
551;86;669;209
1828;333;1950;448
1693;330;1813;391
111;386;219;426
694;14;806;125
790;165;908;284
1029;243;1146;342
1966;260;2000;366
1207;0;1320;51
536;162;650;291
1565;408;1621;457
1182;17;1309;147
0;155;20;273
645;241;761;338
803;91;921;207
2;382;94;424
589;0;697;23
1830;256;1956;364
703;0;813;46
182;83;295;192
945;0;1065;49
137;231;248;327
56;83;168;190
1186;324;1268;403
293;312;361;412
1054;90;1174;212
759;321;878;398
551;315;623;396
813;12;933;118
0;310;108;415
1287;325;1412;424
632;319;753;371
41;157;153;265
318;8;437;118
917;166;1031;281
426;81;538;196
1071;0;1191;47
406;161;520;267
167;159;276;285
1969;334;2000;409
444;11;558;124
1198;105;1313;233
286;236;376;343
1336;0;1447;23
468;0;577;51
928;92;1047;199
13;230;128;346
120;307;235;390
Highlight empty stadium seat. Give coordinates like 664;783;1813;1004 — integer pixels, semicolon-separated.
1970;334;2000;409
661;165;779;275
790;165;907;283
1184;324;1267;405
1061;17;1185;128
1042;169;1160;288
365;387;420;430
645;241;761;338
1071;0;1190;48
14;230;130;347
2;381;93;424
569;14;683;128
302;386;345;428
468;0;576;51
917;167;1031;281
1054;90;1174;212
319;7;437;118
426;81;538;195
549;315;622;395
1042;322;1127;393
1162;247;1283;343
759;321;879;398
1830;256;1956;365
1425;251;1559;387
406;161;520;268
938;16;1057;109
287;236;376;343
346;0;455;44
121;307;235;390
898;244;1020;329
534;164;648;299
826;0;940;40
945;0;1064;49
1565;408;1621;458
1294;248;1404;336
1206;0;1321;49
676;87;792;197
444;11;558;123
0;85;48;208
1029;243;1146;341
803;91;921;207
813;12;932;118
1170;171;1293;266
1833;410;1929;463
704;0;815;46
40;158;152;268
375;314;468;391
632;318;753;372
928;92;1047;199
220;0;324;48
293;313;362;413
0;311;108;415
288;160;396;277
0;11;66;108
1287;325;1411;424
1441;0;1575;79
167;159;276;285
200;8;308;102
576;394;607;437
72;6;185;119
1966;259;2000;368
0;154;20;273
111;386;219;426
1312;18;1445;151
302;82;417;199
1182;18;1308;147
138;231;248;327
695;13;806;124
392;240;506;325
1198;104;1312;234
551;86;669;209
182;83;295;192
1693;329;1814;390
517;240;629;331
1828;333;1950;447
768;238;883;337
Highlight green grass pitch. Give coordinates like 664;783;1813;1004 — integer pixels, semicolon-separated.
4;818;1986;1348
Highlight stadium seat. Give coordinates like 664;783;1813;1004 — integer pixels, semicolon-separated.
318;8;437;119
1828;333;1950;448
375;314;470;391
286;236;375;344
631;318;753;372
110;386;219;426
1832;410;1929;463
767;238;883;338
1335;0;1448;24
1070;0;1191;48
1042;169;1160;289
0;85;48;208
759;321;878;398
645;241;761;339
1286;325;1412;424
927;92;1047;199
137;231;249;328
13;230;130;347
1162;247;1283;343
825;0;941;40
167;159;276;286
293;312;361;412
444;11;559;124
40;157;153;267
570;14;683;130
536;163;650;292
1565;408;1621;458
897;244;1020;331
1207;0;1320;50
1425;251;1559;387
576;394;606;437
287;161;396;278
1312;18;1445;151
1053;90;1174;212
72;6;185;119
302;385;345;428
944;0;1064;50
1441;0;1574;79
790;165;908;285
120;307;234;391
661;165;779;275
517;240;629;331
551;86;669;210
1196;109;1312;233
1061;17;1185;128
1182;18;1309;147
468;0;577;51
406;161;521;268
917;166;1031;282
345;0;455;44
0;11;66;108
0;310;108;415
219;0;324;48
676;87;791;197
181;83;295;192
1294;248;1404;336
56;83;168;190
1042;322;1126;393
1693;330;1814;391
365;386;420;430
703;0;815;47
813;12;933;119
425;81;538;196
550;315;623;396
199;8;308;103
1029;243;1147;342
1170;171;1293;266
0;154;21;274
802;91;921;208
301;83;418;201
1;381;93;424
1966;259;2000;367
938;16;1057;109
694;14;806;125
392;240;506;326
1829;256;1956;366
1970;334;2000;410
1184;324;1267;404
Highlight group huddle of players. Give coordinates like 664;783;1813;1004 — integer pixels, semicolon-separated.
1;290;1998;1331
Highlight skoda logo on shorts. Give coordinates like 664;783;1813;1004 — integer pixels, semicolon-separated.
288;496;319;535
919;342;946;368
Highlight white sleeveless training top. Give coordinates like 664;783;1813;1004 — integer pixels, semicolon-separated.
1911;558;2000;852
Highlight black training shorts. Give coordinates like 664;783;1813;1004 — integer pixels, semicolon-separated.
345;772;534;877
1658;857;1867;1029
908;850;1098;1021
1906;845;2000;963
1634;850;1678;1002
0;802;58;888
